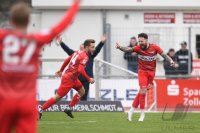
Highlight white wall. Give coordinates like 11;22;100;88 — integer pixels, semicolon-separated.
29;8;200;76
32;0;200;10
29;10;103;75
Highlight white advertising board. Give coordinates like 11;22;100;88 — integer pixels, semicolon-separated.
37;79;140;107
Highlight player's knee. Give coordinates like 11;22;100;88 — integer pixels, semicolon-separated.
78;87;85;97
82;89;85;96
54;95;61;101
139;89;147;95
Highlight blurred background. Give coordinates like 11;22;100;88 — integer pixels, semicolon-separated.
1;0;200;111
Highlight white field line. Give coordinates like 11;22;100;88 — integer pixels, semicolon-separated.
39;120;97;125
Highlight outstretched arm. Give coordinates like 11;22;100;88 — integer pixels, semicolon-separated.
92;35;107;57
160;52;175;67
35;0;80;44
56;35;75;55
60;42;75;55
115;42;133;52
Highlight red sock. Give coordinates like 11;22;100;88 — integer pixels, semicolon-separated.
139;94;146;109
69;93;80;107
132;93;140;108
42;98;57;110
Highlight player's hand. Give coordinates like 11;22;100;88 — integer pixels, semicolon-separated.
132;52;137;56
89;78;95;84
55;71;62;77
170;60;175;67
175;63;179;68
101;34;107;43
55;35;62;45
115;42;121;49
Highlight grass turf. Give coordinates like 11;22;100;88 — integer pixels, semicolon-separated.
38;112;199;133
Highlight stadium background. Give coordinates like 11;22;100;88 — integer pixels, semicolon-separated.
1;1;200;133
1;0;200;110
29;0;200;76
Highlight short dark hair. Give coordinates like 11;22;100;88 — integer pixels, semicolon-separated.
169;48;175;52
10;2;30;27
138;33;148;39
83;39;95;48
180;41;187;46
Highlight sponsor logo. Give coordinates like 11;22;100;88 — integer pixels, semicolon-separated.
138;55;157;61
38;101;124;112
167;80;179;96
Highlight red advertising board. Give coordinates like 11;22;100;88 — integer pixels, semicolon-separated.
183;13;200;24
155;79;200;108
192;59;200;76
144;13;175;24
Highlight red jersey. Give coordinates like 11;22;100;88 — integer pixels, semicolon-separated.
133;43;163;71
0;1;80;99
60;51;90;81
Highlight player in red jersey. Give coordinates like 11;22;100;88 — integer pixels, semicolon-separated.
38;39;95;119
116;33;175;121
0;1;80;132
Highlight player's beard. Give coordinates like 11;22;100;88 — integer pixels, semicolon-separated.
89;50;94;55
140;44;147;50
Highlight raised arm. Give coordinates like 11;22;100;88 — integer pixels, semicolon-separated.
60;42;75;55
115;42;133;52
35;0;80;44
92;35;107;57
56;36;75;55
160;52;175;67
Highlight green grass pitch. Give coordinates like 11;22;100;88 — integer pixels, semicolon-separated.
38;112;199;133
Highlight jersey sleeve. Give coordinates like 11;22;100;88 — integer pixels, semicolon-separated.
77;55;90;81
34;0;80;45
154;44;163;54
79;56;88;66
59;54;73;72
132;46;140;53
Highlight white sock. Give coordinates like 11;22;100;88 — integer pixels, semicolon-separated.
129;106;135;114
139;109;145;121
140;109;145;117
127;107;135;121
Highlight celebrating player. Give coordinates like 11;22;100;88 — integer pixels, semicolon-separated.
0;1;80;132
116;33;175;121
38;39;95;119
56;35;106;101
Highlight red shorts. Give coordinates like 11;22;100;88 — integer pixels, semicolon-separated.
138;70;155;89
57;76;82;97
0;99;37;133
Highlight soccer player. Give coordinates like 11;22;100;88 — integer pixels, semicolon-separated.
39;39;95;119
56;35;106;101
0;1;80;132
116;33;175;122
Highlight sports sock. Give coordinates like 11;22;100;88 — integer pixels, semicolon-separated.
132;93;140;108
140;109;145;119
69;93;81;107
42;97;57;110
129;106;135;113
